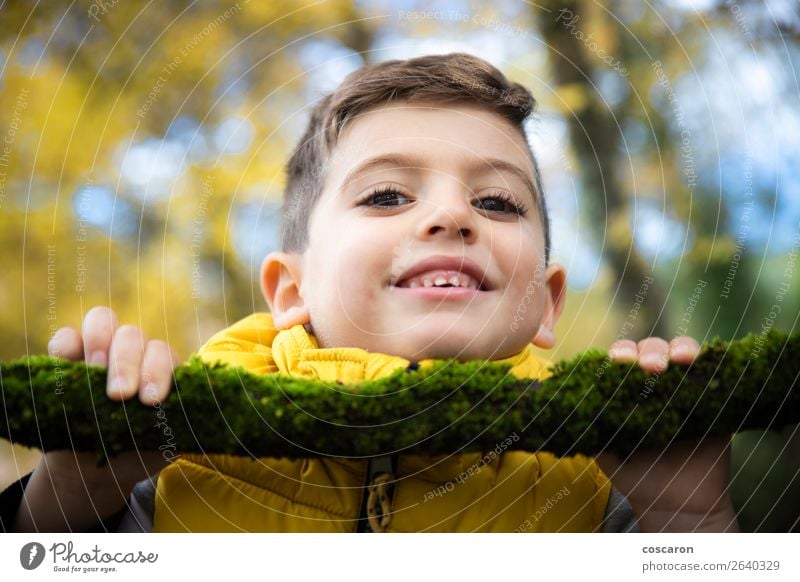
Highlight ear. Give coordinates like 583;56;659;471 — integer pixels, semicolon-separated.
532;262;567;350
260;251;310;330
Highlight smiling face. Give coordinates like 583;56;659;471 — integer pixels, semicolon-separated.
261;102;566;361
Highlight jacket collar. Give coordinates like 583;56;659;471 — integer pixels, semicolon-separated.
266;315;551;383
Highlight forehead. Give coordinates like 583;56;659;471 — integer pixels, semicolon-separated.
306;102;547;252
328;102;534;173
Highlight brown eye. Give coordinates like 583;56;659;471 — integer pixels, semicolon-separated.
473;191;528;216
357;186;411;208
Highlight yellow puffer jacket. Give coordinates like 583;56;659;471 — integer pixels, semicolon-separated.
153;313;611;532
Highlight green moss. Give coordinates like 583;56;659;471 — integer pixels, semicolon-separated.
1;330;797;459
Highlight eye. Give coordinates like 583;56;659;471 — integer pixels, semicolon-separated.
356;185;412;208
473;191;528;216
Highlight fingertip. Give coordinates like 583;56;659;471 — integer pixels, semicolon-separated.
47;333;62;356
139;382;162;406
48;327;84;360
608;348;637;361
608;340;638;361
83;307;119;366
107;375;135;401
670;337;701;364
669;349;697;364
638;356;668;374
84;305;120;329
140;343;176;404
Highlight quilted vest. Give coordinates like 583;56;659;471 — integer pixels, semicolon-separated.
153;313;611;532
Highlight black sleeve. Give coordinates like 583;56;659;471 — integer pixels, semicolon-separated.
0;472;127;533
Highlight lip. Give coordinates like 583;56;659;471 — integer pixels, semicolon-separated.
391;255;493;291
391;285;483;301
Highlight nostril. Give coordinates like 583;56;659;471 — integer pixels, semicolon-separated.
426;225;472;238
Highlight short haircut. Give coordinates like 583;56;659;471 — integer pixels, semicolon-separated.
280;52;550;262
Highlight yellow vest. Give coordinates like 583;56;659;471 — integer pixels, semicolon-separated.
153;313;611;532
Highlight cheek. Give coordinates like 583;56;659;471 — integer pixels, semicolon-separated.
310;226;389;301
495;236;547;322
496;227;542;280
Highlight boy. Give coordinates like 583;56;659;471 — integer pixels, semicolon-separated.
4;53;737;532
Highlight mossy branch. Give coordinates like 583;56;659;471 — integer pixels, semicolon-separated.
1;330;798;459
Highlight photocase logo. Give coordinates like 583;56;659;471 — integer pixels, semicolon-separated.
20;542;46;570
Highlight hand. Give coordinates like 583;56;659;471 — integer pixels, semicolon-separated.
607;336;700;373
13;306;181;532
596;336;739;532
49;305;178;404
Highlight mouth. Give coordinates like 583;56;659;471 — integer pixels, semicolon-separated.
394;269;486;290
390;256;493;292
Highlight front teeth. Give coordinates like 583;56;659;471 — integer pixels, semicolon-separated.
401;270;480;289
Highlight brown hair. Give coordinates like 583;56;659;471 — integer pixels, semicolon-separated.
280;52;550;261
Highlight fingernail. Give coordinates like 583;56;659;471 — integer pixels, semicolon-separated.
143;382;159;404
108;376;128;396
89;350;107;367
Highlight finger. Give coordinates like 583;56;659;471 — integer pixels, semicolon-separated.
637;337;671;373
669;336;701;365
82;306;119;367
608;340;638;361
107;325;147;400
48;327;84;361
139;340;179;405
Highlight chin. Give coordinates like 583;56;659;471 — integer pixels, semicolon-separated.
402;330;490;362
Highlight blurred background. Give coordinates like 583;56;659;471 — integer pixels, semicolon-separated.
0;0;798;530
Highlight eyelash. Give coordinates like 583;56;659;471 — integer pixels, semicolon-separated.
356;185;529;217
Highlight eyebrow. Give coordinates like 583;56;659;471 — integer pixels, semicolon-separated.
338;152;539;203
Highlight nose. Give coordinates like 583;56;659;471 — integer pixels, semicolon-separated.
416;187;478;243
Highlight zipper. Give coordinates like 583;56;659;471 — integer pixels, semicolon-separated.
355;362;415;532
356;454;396;532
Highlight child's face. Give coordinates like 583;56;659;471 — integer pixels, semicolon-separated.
262;102;566;361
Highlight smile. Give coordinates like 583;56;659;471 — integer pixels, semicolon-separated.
396;269;481;290
392;256;494;292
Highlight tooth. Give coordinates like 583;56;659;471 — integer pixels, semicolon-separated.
434;276;448;286
409;281;419;288
449;276;460;287
423;277;433;288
